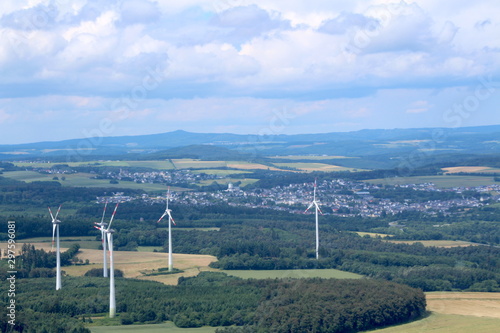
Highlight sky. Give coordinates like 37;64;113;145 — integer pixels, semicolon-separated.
0;0;499;144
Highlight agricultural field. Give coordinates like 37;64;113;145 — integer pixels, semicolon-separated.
272;162;359;172
90;322;216;333
443;166;500;174
197;177;258;187
13;236;100;250
223;269;363;280
367;292;500;333
355;232;393;238
1;170;170;192
13;160;176;169
272;155;355;160
365;175;498;188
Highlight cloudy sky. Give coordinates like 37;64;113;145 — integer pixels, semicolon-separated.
0;0;499;144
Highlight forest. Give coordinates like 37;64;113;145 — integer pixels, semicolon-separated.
0;272;426;333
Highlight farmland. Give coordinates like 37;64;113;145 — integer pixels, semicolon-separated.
443;166;500;174
223;268;363;279
365;175;499;188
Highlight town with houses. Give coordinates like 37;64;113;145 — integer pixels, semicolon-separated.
86;169;497;219
27;163;499;218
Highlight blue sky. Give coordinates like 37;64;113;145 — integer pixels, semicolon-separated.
0;0;499;144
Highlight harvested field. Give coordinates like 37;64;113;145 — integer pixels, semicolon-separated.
13;241;217;285
443;166;500;174
426;292;500;318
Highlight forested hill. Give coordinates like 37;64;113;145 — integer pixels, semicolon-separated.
1;125;500;161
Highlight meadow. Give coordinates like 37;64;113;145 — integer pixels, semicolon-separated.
223;268;363;279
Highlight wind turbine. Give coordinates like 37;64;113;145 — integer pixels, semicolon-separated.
48;205;62;290
95;203;119;318
305;180;323;259
157;187;176;272
94;202;108;277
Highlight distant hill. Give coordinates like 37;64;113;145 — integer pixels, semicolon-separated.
1;125;500;168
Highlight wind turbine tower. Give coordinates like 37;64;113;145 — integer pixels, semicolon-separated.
94;202;108;277
157;187;176;271
95;203;119;318
305;180;323;259
48;205;62;290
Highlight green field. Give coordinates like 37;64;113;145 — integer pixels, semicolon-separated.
15;236;100;250
137;246;164;252
88;313;500;333
223;269;363;279
365;313;500;333
2;171;170;192
198;178;258;187
365;175;498;188
13;160;176;169
90;322;215;333
191;169;251;176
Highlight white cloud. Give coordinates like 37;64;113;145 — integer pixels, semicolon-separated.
0;0;499;143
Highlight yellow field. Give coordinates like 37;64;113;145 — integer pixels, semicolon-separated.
386;240;479;247
443;166;500;174
14;242;217;285
366;292;500;333
226;162;281;170
426;292;500;318
273;162;358;172
355;232;393;238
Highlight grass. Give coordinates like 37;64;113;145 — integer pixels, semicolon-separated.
222;269;363;280
364;313;500;333
15;236;100;250
90;322;216;333
365;175;498;188
197;178;258;187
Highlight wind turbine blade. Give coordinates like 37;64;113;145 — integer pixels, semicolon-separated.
107;203;119;230
100;201;108;224
48;207;55;221
54;205;62;220
52;223;56;249
305;202;314;212
157;212;167;223
167;212;176;226
315;203;324;215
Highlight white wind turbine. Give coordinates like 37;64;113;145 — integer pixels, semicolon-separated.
95;203;119;318
94;202;108;277
48;205;62;290
157;187;176;272
305;180;323;259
